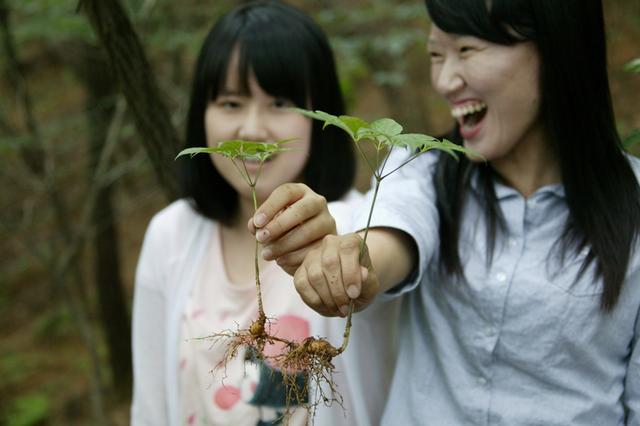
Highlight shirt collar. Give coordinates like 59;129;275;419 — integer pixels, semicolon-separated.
469;167;566;200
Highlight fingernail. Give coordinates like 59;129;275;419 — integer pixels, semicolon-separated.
347;285;359;299
339;306;349;317
256;229;270;243
262;248;272;260
254;213;268;227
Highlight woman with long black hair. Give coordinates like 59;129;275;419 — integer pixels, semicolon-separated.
253;0;640;423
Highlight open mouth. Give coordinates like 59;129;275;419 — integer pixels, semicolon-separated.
451;101;488;133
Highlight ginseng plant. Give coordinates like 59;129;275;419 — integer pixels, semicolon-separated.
293;109;475;359
176;139;341;412
176;140;293;357
176;123;475;414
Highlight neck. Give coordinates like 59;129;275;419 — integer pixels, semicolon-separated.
226;191;258;234
491;131;561;199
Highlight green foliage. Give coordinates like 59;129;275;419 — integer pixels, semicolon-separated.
4;393;50;426
176;139;294;189
176;139;293;162
9;0;94;44
624;58;640;74
32;306;73;340
624;129;640;150
0;353;32;387
295;108;474;176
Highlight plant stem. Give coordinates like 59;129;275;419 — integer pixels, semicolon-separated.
251;184;265;320
338;176;381;353
360;177;381;250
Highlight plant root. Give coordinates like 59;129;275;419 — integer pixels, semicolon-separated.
204;317;345;417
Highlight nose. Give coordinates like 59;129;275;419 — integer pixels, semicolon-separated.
432;57;465;97
237;106;268;142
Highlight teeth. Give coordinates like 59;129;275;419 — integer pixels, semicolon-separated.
451;102;487;119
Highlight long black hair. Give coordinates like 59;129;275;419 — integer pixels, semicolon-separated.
180;0;354;224
428;0;640;311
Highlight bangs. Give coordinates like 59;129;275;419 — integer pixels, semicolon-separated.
426;0;536;44
207;9;310;108
238;28;309;107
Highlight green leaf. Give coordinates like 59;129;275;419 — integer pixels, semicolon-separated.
294;108;356;138
624;58;640;74
176;139;293;161
338;115;370;136
420;138;483;161
370;118;403;137
391;133;439;150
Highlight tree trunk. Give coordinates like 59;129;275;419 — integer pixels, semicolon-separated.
78;0;181;200
72;42;132;398
0;2;110;425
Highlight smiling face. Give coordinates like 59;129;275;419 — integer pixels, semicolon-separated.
205;50;312;204
428;25;545;166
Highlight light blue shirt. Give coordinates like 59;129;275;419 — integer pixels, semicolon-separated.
356;148;640;425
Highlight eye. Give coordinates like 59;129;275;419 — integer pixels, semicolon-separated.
220;100;240;109
213;96;242;109
460;46;475;54
428;51;444;62
272;97;293;108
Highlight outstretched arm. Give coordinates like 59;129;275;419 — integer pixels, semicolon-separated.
249;180;417;316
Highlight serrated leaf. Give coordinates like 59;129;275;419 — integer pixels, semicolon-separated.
338;115;370;136
370;118;403;137
418;138;483;161
294;108;355;138
176;139;292;161
354;127;380;142
392;133;439;149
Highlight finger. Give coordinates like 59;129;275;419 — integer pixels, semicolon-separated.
253;183;308;230
275;240;323;276
305;259;339;315
320;238;350;316
247;217;257;236
293;261;329;315
256;188;328;244
262;213;335;260
338;235;364;300
355;267;380;312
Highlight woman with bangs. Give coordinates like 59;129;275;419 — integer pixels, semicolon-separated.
251;0;640;424
130;2;398;425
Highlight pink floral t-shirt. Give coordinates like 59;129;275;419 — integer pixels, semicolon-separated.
178;222;315;426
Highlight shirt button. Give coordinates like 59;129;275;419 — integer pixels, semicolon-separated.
508;238;518;248
485;326;495;336
496;271;507;283
477;376;488;386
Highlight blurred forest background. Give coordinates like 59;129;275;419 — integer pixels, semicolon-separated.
0;0;638;424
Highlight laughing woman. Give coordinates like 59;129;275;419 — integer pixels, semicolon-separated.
251;0;640;424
